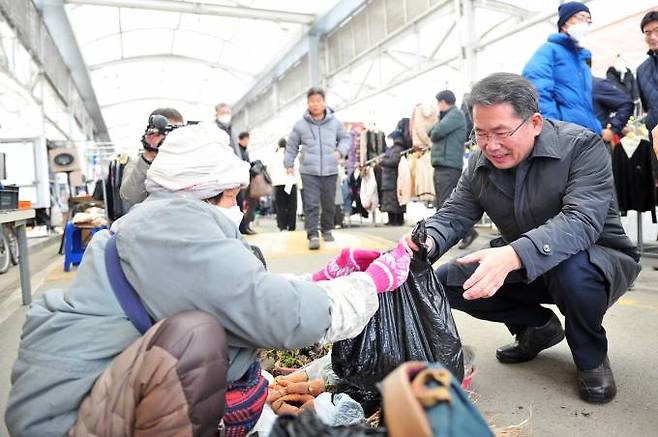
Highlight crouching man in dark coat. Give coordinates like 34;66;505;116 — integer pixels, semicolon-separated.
405;72;640;404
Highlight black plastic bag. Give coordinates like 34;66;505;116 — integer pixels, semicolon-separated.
332;220;464;401
270;411;387;437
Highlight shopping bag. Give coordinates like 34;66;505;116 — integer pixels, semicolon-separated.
332;220;464;410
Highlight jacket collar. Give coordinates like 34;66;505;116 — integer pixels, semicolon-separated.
303;107;335;125
474;120;561;171
439;105;456;118
649;50;658;66
548;32;578;49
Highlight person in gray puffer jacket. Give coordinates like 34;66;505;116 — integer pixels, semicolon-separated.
284;87;351;250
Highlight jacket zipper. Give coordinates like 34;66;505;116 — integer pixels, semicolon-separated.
319;125;323;176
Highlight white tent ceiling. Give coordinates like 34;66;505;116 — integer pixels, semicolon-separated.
64;0;339;152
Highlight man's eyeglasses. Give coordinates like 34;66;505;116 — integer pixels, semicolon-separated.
469;117;529;146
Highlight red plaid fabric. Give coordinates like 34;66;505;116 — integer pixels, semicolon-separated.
221;362;268;437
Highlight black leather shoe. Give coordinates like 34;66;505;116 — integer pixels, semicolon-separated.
458;230;479;249
577;357;617;404
496;313;565;363
240;227;257;235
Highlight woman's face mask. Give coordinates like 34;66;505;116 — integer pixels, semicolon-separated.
217;205;244;227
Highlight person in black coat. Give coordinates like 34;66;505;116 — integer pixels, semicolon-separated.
592;77;633;143
236;131;258;235
379;130;408;226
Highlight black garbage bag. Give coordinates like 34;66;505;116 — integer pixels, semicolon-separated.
270;411;387;437
332;220;464;407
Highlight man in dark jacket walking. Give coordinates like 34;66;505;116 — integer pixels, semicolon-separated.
637;10;658;137
406;73;640;404
285;87;351;250
428;90;477;249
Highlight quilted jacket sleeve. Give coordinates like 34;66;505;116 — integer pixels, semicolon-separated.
523;43;561;120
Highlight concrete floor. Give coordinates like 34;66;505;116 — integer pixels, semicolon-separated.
1;218;658;436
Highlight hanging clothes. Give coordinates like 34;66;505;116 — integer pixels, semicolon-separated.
397;155;412;206
410;103;438;148
347;128;361;177
413;151;435;202
360;167;379;213
359;129;386;165
348;172;369;218
105;156;130;221
379;142;405;214
605;66;640;102
611;139;656;222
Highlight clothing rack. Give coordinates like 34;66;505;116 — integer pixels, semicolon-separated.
360;145;428;168
619;115;658;258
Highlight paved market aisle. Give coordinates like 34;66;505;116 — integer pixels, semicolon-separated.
1;221;658;436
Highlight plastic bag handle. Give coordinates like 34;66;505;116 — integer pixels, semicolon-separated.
410;220;429;261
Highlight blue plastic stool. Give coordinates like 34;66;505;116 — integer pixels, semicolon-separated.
64;222;106;272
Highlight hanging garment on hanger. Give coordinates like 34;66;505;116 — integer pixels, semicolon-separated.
364;130;386;162
348;172;369;218
611;139;656;222
411;103;438;148
414;152;435;202
360;167;379;213
359;130;368;167
397;155;412;206
105;158;130;221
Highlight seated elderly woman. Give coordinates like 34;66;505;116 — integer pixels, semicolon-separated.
5;123;412;437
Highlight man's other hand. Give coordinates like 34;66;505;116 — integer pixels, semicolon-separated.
456;246;521;300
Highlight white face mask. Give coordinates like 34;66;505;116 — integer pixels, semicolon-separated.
567;22;590;42
217;205;243;227
217;114;231;125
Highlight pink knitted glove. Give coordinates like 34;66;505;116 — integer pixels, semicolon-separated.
312;248;382;282
365;241;412;293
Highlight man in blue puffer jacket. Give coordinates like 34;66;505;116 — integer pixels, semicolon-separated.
285;87;351;250
523;2;601;134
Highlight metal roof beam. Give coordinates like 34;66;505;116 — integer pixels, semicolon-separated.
64;0;315;24
231;0;368;113
100;96;216;110
474;0;529;17
88;54;255;81
34;0;110;141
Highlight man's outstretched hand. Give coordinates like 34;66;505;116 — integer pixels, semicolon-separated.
456;246;522;300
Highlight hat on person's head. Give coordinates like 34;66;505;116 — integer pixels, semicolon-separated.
557;1;590;30
145;122;250;199
435;90;456;105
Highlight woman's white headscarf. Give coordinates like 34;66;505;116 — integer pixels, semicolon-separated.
145;122;250;199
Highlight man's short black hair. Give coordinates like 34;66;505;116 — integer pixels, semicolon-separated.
307;87;326;100
435;90;456;105
149;107;183;124
238;131;250;140
641;10;658;31
278;138;287;148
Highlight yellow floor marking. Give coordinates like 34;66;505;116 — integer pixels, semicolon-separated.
45;267;78;283
245;230;396;259
616;297;658;314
